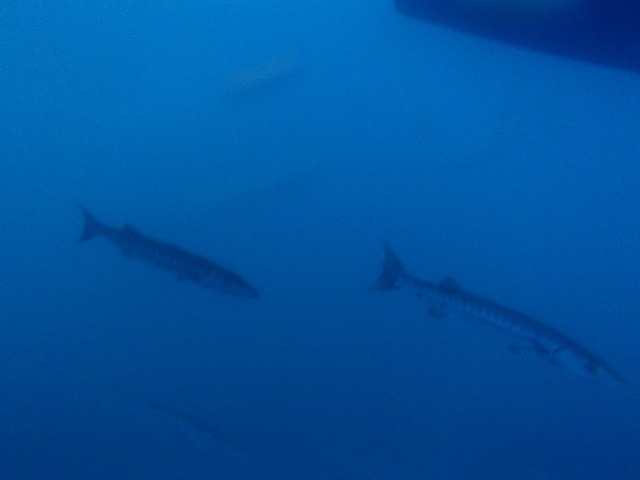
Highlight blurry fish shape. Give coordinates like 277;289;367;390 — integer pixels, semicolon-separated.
78;205;260;298
115;392;243;460
226;55;299;103
373;243;628;385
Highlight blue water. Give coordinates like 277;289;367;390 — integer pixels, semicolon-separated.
1;1;639;479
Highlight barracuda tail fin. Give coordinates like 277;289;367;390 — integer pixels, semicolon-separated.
371;243;406;290
77;204;103;242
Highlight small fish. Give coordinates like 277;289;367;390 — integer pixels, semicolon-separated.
373;243;628;385
78;205;260;298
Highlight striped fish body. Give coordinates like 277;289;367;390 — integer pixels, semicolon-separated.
373;244;627;385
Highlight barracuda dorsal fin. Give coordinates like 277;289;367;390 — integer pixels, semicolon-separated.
439;277;460;290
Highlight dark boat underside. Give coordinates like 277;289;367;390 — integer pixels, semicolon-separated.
395;0;640;72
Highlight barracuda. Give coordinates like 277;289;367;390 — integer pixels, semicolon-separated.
373;243;627;384
78;205;260;298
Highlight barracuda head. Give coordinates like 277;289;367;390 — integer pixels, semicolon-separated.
551;347;628;386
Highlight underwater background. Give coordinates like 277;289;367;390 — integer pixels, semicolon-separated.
1;1;639;478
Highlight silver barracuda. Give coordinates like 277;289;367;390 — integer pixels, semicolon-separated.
373;244;627;384
78;205;260;298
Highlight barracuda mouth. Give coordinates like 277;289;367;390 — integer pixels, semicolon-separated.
551;348;604;379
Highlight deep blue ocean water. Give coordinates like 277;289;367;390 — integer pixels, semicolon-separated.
1;1;639;479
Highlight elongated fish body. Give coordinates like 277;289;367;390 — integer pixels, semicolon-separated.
373;244;627;384
112;391;242;460
78;205;260;298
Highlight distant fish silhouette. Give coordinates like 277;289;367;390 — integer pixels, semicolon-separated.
226;55;298;103
115;391;243;459
78;205;260;298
